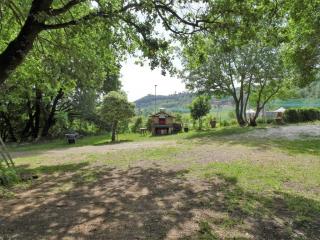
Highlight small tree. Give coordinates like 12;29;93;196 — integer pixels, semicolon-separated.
100;91;135;142
189;95;211;130
131;117;143;133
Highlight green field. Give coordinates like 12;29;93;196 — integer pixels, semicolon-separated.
1;124;320;239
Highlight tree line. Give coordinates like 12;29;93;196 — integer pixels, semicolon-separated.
0;0;319;141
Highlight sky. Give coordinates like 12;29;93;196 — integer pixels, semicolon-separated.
120;58;186;102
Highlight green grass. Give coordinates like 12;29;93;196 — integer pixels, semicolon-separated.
197;158;320;199
2;124;320;238
7;130;199;153
274;139;320;156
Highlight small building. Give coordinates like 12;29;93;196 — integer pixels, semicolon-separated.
263;107;286;120
149;108;180;135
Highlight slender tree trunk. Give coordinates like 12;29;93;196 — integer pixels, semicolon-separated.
33;88;42;139
0;112;17;142
234;100;246;126
198;118;203;130
20;100;34;140
0;129;8;143
2;114;17;142
111;121;118;142
0;0;54;85
42;88;64;137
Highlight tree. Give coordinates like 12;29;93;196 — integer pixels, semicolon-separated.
0;0;211;86
100;91;135;142
282;0;320;87
181;0;291;127
184;39;285;126
189;95;211;130
131;117;143;133
0;20;119;141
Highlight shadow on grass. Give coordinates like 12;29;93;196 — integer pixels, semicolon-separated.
16;162;90;175
1;165;319;239
184;126;320;156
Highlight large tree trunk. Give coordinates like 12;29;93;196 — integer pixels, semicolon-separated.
0;0;53;85
41;88;64;137
111;121;118;142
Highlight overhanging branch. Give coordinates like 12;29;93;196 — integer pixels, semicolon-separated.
47;0;85;16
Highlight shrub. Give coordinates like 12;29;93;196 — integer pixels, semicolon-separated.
256;118;265;124
0;167;20;186
230;119;238;125
284;108;320;123
221;120;230;127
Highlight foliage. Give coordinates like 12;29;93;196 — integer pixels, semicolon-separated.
189;95;211;130
100;91;135;141
131;117;143;133
220;120;231;127
284;108;320;123
146;118;153;132
0;167;20;186
183;37;285;126
0;0;209;86
282;0;320;87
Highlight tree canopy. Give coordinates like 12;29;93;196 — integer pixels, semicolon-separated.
189;95;211;129
100;91;135;141
0;0;212;86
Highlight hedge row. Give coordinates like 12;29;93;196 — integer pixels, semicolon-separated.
284;108;320;123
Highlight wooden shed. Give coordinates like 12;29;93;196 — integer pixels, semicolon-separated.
149;108;179;136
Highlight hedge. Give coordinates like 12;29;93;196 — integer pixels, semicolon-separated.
284;108;320;123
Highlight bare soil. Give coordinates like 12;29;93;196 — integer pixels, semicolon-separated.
11;140;176;158
2;165;314;240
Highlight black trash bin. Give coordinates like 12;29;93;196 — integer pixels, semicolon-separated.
65;133;78;144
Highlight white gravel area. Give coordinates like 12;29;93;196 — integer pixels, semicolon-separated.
239;124;320;140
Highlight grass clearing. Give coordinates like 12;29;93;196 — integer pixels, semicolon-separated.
1;124;320;239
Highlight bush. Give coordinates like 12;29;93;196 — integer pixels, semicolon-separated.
284;108;320;123
230;119;238;125
0;167;20;186
221;120;230;127
256;118;265;124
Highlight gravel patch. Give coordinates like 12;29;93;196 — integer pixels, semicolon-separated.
234;125;320;140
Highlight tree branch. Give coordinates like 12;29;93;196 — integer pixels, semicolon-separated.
47;0;85;16
41;11;109;29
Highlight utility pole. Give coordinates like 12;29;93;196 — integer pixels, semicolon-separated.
154;84;157;114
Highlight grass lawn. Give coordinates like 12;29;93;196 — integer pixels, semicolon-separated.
1;124;320;239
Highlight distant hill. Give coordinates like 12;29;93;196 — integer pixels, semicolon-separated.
134;92;234;114
134;87;320;116
134;92;193;114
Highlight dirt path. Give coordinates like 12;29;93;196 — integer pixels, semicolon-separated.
12;140;177;158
